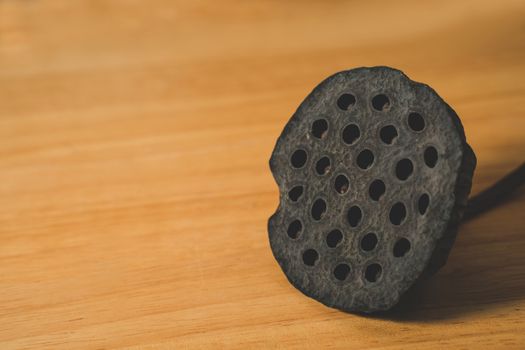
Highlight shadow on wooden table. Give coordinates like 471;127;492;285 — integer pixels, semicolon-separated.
379;187;525;322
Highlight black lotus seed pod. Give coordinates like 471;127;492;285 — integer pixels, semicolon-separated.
268;66;476;313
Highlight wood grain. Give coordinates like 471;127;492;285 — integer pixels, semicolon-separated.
1;1;525;349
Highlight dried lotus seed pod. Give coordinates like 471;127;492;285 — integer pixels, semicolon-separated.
268;66;476;313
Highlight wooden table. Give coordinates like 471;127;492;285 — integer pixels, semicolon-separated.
1;1;524;349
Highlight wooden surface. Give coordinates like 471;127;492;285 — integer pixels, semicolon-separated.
1;1;525;349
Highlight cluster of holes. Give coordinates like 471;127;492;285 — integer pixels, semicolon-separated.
338;93;391;112
284;93;443;284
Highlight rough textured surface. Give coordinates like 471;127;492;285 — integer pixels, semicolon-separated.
268;67;477;313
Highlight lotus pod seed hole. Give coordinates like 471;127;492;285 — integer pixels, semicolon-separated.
288;185;304;202
369;179;386;201
418;193;430;215
347;205;363;227
337;94;356;110
334;263;351;281
311;199;327;221
315;156;331;175
389;202;407;225
357;149;374;169
424;146;438;168
302;249;319;266
396;158;414;181
372;94;390;111
379;125;398;144
287;220;302;239
393;238;411;257
365;263;382;282
408;112;425;132
360;233;378;252
326;229;343;248
334;174;350;194
312;119;329;139
342;124;360;145
290;149;308;168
